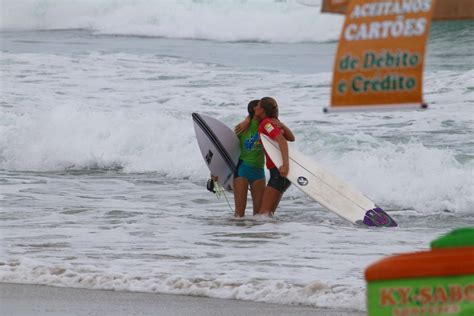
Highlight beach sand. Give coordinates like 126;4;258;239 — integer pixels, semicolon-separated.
0;283;365;315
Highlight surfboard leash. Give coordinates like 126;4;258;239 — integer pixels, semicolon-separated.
214;181;234;214
207;179;234;214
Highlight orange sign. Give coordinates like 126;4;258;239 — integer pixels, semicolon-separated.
328;0;436;111
321;0;474;20
321;0;349;14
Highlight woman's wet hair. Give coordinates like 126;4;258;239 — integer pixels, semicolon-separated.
259;97;279;118
247;99;260;118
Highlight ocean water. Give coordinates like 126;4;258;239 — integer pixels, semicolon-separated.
0;0;473;312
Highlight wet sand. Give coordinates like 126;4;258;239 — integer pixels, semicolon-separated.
0;283;365;316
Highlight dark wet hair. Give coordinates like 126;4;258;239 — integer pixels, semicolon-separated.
247;100;259;118
259;97;278;118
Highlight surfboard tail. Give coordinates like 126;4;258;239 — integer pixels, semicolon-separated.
362;207;398;227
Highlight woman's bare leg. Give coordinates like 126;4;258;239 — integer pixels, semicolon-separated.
233;177;249;217
258;186;282;216
250;179;265;215
270;194;282;215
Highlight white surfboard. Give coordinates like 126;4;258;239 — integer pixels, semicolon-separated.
192;113;240;191
260;134;397;227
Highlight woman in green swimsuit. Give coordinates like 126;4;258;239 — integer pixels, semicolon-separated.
233;100;266;217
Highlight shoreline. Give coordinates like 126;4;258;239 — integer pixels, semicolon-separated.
0;282;365;316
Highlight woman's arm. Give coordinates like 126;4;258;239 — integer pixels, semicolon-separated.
271;119;295;142
234;115;251;135
275;134;289;178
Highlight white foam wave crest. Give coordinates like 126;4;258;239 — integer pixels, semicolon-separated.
1;103;471;213
0;258;364;311
297;138;473;215
0;105;203;178
0;0;343;43
1;52;472;214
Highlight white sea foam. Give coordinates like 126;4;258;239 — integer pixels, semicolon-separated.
0;212;439;311
0;0;343;43
0;258;365;310
1;51;472;213
0;31;473;311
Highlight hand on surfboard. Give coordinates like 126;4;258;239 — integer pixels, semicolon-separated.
279;164;289;178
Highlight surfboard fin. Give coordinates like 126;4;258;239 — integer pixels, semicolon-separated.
206;179;216;193
362;208;398;227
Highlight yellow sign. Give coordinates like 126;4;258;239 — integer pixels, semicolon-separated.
328;0;436;111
